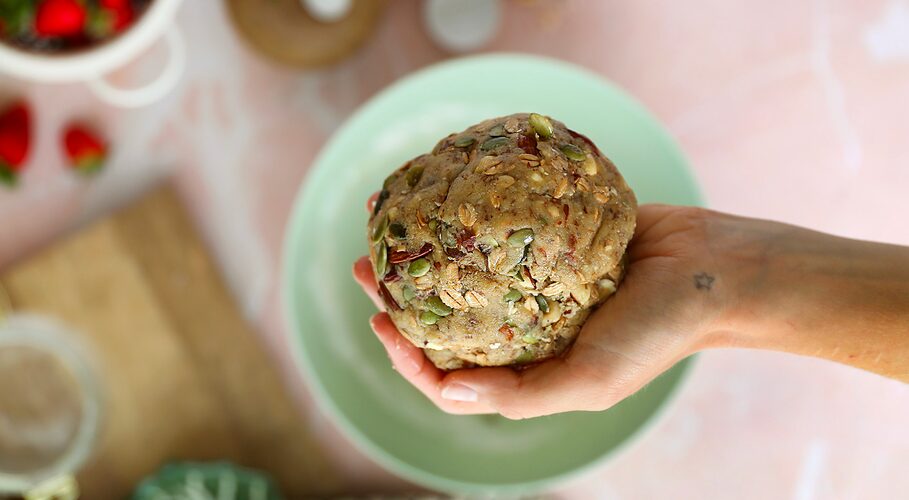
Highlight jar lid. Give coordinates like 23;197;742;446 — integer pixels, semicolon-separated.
0;315;100;495
226;0;384;68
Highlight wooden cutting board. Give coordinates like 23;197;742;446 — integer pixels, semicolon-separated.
0;185;340;498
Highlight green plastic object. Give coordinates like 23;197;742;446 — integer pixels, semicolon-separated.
283;54;704;495
132;462;282;500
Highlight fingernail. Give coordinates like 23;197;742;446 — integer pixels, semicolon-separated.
441;383;478;402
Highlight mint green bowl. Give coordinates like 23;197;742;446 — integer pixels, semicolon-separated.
283;54;702;495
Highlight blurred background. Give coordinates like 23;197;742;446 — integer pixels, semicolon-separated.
0;0;907;498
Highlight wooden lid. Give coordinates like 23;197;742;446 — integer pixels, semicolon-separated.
226;0;385;68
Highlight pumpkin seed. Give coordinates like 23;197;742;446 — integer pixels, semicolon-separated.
535;295;549;313
402;286;416;302
371;215;388;243
480;137;509;152
489;124;506;137
507;228;534;248
389;222;407;239
405;164;424;187
428;219;438;232
374;243;387;276
505;318;518;328
407;258;431;277
454;135;476;148
420;311;440;325
560;143;586;161
373;189;389;215
522;334;538;345
426;296;453;317
503;288;522;302
383;173;398;190
515;349;535;364
475;235;498;253
528;113;553;138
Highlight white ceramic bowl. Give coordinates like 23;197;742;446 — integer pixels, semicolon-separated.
0;0;185;107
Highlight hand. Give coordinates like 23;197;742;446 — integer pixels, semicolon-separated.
354;201;738;418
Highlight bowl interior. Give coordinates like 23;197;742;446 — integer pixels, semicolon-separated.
284;54;702;495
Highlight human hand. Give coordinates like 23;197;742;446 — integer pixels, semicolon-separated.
354;200;742;418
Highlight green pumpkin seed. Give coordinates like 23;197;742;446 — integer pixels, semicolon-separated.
389;222;407;239
407;258;431;277
382;173;398;190
454;135;476;148
374;243;387;276
507;228;534;248
475;235;498;253
373;189;389;215
439;225;457;248
480;136;509;152
515;349;535;364
560;143;586;161
529;113;553;138
505;318;518;328
405;164;425;187
522;334;538;345
402;286;416;302
420;311;441;325
535;295;549;313
503;288;522;302
371;215;388;243
426;296;452;317
488;124;506;137
428;219;439;232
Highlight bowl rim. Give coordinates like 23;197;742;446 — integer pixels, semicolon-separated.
281;52;703;495
0;0;182;82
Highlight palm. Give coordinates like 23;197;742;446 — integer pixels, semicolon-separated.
354;204;718;418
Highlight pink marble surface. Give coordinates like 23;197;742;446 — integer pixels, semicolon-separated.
2;0;908;497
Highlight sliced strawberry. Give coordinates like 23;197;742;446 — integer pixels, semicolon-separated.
34;0;86;38
0;101;31;187
63;124;107;175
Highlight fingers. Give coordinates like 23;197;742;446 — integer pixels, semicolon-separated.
353;256;384;310
369;313;494;415
439;353;616;419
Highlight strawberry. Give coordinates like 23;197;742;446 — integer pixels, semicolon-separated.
34;0;86;38
63;124;107;175
100;0;133;32
0;101;31;187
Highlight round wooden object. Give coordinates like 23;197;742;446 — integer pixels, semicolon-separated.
226;0;384;68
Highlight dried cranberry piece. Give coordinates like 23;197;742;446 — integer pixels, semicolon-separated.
378;281;401;311
499;324;515;341
516;133;539;155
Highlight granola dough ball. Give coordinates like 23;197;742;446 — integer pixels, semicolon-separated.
367;113;637;370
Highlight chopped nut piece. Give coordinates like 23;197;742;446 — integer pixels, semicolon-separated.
541;282;566;297
524;295;540;314
582;156;598;175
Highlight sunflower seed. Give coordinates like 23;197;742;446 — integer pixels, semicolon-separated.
458;203;477;227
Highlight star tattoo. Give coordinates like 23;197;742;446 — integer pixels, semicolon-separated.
694;272;715;291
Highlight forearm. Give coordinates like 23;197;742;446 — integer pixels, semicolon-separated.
713;217;909;381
